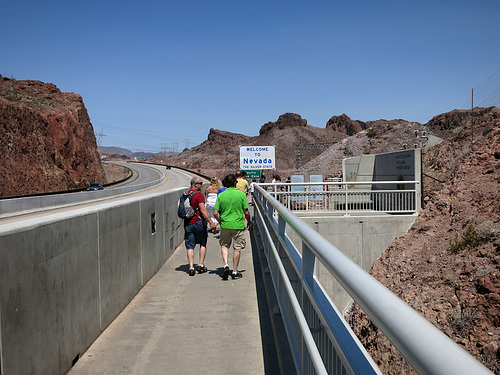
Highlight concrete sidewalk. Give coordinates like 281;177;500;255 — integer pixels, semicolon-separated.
69;228;265;375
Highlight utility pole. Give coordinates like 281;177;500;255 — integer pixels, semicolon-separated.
471;88;474;145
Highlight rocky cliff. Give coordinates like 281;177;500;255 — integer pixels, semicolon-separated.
0;75;105;197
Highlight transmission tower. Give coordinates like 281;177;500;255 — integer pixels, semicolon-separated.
95;127;105;147
161;143;168;154
295;142;333;169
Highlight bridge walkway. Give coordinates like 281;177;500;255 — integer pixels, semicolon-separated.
69;223;274;375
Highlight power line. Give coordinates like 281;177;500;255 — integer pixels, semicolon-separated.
92;121;206;142
462;69;500;109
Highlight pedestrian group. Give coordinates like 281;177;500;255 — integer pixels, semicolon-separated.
182;172;252;280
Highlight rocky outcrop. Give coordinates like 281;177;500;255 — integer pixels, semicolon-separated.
206;128;251;150
326;113;367;136
426;107;498;139
0;75;105;197
259;112;307;135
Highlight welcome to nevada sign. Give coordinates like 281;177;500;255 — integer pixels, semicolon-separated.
239;145;276;170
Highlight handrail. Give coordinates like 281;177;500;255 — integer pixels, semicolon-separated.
253;184;492;375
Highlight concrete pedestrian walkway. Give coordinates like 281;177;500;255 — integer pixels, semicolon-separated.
69;228;266;375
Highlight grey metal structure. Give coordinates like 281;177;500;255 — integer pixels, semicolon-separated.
252;184;492;375
261;181;420;215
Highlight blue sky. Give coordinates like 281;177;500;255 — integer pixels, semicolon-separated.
2;0;499;152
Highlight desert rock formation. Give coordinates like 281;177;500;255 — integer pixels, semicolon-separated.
0;75;105;197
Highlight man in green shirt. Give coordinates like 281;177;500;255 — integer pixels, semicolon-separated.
214;174;252;280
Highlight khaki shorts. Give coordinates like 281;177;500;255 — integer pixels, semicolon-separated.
219;228;246;250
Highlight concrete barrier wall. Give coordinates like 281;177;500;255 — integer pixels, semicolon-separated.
0;188;185;375
0;175;164;219
291;214;417;313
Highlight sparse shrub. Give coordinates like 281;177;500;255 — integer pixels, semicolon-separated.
4;94;18;102
443;273;456;286
476;265;495;277
461;147;471;158
343;146;353;157
452;130;465;142
449;225;483;253
476;221;499;241
450;307;479;334
367;128;377;138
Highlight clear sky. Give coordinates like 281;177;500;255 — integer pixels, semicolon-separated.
2;0;499;153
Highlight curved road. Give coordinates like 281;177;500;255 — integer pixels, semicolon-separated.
0;163;207;223
109;161;199;190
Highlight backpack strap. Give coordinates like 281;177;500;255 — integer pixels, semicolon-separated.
188;190;202;220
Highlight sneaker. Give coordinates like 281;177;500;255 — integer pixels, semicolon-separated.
189;268;196;276
197;265;207;273
231;272;243;280
222;266;230;280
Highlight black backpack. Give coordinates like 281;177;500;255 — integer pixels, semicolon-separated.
177;191;197;219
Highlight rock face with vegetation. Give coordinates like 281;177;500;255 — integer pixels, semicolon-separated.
347;107;500;374
0;75;105;197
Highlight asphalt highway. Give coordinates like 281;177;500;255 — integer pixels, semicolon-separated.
0;163;205;223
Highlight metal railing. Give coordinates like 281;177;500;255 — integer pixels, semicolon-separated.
259;181;420;214
252;184;492;375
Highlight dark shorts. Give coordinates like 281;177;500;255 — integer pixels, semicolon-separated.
184;220;207;250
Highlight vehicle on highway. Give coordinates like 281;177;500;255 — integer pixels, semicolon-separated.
166;165;171;170
86;182;104;191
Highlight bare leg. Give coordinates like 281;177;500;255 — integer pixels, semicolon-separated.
221;246;229;266
199;245;207;265
233;250;241;272
187;249;195;269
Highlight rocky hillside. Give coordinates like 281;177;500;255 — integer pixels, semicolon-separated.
162;112;433;180
298;118;432;177
347;107;500;374
0;75;105;197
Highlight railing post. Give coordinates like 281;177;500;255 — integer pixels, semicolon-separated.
302;242;315;280
415;181;420;213
343;182;348;215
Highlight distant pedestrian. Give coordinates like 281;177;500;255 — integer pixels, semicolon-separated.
214;174;252;280
205;177;220;232
184;177;217;276
249;179;257;205
236;170;250;195
271;174;282;193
